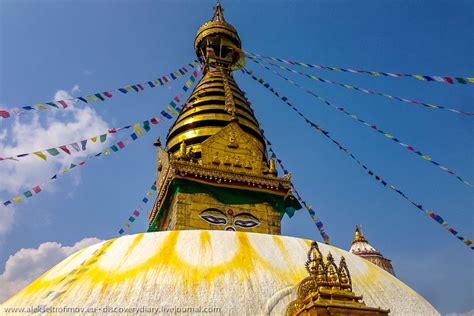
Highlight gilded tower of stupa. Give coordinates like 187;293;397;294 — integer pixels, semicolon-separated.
148;2;300;235
1;3;439;315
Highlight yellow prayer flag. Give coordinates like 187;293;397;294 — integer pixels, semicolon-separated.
13;196;23;203
86;95;98;102
426;104;439;109
185;80;192;88
33;151;47;161
344;85;353;89
371;72;380;76
35;103;49;110
146;191;154;197
125;223;131;228
467;78;474;83
134;123;145;136
422;155;432;161
415;75;425;81
166;106;179;116
90;137;98;142
384;134;394;139
103;149;111;155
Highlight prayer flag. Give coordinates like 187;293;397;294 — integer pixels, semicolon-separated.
103;91;113;98
90;137;98;142
57;100;69;108
124;223;130;228
118;88;128;94
129;216;135;222
111;145;119;152
33;151;47;160
100;134;107;142
133;210;140;216
166;106;179;116
142;197;149;203
134;123;145;136
86;95;98;102
46;102;60;108
81;140;88;150
119;229;125;235
35;103;49;110
77;97;88;103
150;117;159;124
33;186;42;193
130;133;138;140
59;146;71;155
71;143;81;152
455;77;467;84
148;81;155;88
23;191;33;198
161;111;173;119
117;141;125;149
0;110;10;118
13;196;23;203
143;121;150;132
46;148;60;156
94;94;105;101
137;84;144;91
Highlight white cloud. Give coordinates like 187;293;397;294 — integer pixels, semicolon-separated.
0;88;111;195
0;237;102;303
70;84;81;94
0;207;15;241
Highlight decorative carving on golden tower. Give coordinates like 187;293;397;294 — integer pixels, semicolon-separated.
350;226;396;276
148;2;300;234
286;242;390;316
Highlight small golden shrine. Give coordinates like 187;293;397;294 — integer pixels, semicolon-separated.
286;241;390;316
350;226;395;276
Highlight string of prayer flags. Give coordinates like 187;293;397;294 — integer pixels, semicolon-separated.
248;57;472;117
245;68;473;250
1;74;197;207
1;127;122;162
1;72;200;162
245;51;474;86
0;61;200;120
249;62;472;187
118;183;157;235
263;135;331;244
1;118;160;208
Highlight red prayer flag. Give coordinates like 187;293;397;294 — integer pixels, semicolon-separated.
117;141;125;149
32;186;42;193
444;76;454;84
103;91;113;98
150;117;159;124
57;100;68;108
133;210;140;217
137;84;144;91
174;96;180;102
59;146;71;155
0;110;10;118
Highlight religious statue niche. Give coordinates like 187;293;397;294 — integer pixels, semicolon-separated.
199;208;261;231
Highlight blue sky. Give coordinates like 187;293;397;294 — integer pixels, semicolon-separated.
0;0;472;314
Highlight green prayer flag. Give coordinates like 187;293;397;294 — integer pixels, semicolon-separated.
23;191;33;198
100;134;107;143
95;93;105;101
143;121;150;132
190;76;195;82
129;216;135;222
46;148;60;156
169;101;177;108
111;145;119;152
455;77;467;84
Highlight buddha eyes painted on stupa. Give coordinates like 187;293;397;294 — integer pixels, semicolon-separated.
199;208;261;231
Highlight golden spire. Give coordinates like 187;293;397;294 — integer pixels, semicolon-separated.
166;2;265;160
352;225;368;244
212;0;225;22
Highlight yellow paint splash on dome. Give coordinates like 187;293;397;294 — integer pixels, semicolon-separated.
7;232;311;301
123;234;144;261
